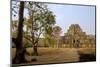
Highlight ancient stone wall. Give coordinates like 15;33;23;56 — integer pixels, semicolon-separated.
61;24;95;48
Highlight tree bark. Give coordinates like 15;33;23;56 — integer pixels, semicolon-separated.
13;1;26;64
33;44;38;56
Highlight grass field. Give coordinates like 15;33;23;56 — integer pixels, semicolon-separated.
12;47;96;65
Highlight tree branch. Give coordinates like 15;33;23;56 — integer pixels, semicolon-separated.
23;35;33;43
34;29;42;46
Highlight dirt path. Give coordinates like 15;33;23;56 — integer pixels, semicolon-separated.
29;48;80;64
12;48;95;65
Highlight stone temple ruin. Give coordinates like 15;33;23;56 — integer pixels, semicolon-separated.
12;24;96;48
38;24;96;48
59;24;96;48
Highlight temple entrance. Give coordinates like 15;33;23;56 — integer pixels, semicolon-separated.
73;39;80;48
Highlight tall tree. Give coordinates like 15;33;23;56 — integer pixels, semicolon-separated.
24;2;55;55
12;1;27;64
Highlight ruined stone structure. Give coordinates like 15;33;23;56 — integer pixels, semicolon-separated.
61;24;96;48
37;24;96;48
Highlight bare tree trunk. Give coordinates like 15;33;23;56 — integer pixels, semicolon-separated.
13;1;27;64
31;29;38;56
33;44;38;56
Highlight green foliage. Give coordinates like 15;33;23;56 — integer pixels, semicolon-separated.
24;2;56;47
12;2;56;48
12;20;18;38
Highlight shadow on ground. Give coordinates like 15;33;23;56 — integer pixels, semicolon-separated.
79;53;96;62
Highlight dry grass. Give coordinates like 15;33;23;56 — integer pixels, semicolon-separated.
12;47;96;65
77;48;96;55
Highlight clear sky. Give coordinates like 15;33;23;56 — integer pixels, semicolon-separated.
47;3;96;35
12;2;96;36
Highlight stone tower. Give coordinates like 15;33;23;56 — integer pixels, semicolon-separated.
63;24;95;48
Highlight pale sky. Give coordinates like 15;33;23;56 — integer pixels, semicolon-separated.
47;3;96;35
12;2;96;36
